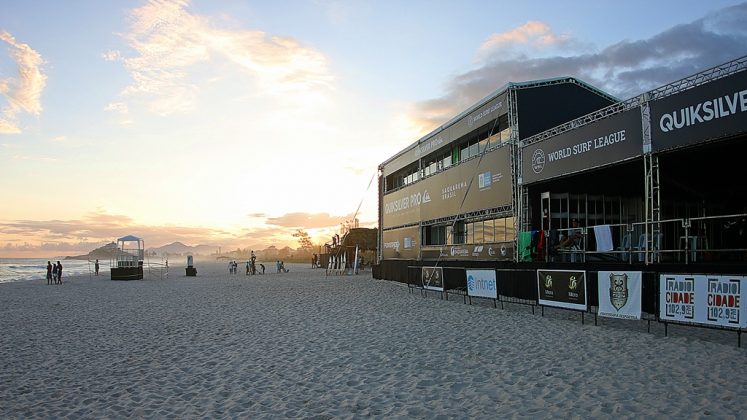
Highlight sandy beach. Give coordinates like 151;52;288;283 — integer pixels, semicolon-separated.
1;261;746;418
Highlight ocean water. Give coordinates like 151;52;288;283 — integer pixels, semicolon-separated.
0;258;110;284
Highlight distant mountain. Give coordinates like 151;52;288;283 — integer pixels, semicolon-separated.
148;242;219;256
66;242;125;260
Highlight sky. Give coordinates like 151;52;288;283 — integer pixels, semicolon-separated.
1;0;746;257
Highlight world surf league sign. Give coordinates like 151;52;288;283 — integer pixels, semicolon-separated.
522;109;642;184
659;274;747;328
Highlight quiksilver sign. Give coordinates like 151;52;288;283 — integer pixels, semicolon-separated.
658;89;747;133
651;70;747;152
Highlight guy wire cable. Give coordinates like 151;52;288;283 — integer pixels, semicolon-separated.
423;114;501;289
334;169;377;272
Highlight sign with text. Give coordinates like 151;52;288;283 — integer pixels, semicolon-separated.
421;266;444;291
381;227;420;259
598;271;642;320
651;70;747;152
382;145;512;229
522;109;643;184
659;274;747;328
537;269;587;311
420;242;514;262
466;269;497;299
381;93;507;177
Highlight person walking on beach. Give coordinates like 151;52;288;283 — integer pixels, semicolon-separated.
56;261;63;284
52;262;58;284
46;261;53;285
259;263;265;274
246;261;250;275
95;259;100;276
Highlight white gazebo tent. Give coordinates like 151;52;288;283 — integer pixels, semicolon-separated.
111;235;144;280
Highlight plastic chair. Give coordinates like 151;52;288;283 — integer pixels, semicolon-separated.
617;233;632;261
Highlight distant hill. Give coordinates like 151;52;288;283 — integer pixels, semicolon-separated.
66;242;125;260
148;242;219;256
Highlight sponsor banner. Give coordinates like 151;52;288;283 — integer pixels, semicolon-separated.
420;242;514;261
598;271;642;320
522;109;643;184
382;145;512;228
659;274;747;328
466;269;497;299
651;70;747;152
381;93;507;177
422;266;444;291
450;94;508;142
381;227;420;259
537;269;587;311
382;135;448;177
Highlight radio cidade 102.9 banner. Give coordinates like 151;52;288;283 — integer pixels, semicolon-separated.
659;274;747;328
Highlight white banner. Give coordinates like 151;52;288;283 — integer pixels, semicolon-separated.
466;269;497;299
598;271;642;320
659;274;747;328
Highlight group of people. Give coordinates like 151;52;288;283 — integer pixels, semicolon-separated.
46;261;63;285
276;261;288;273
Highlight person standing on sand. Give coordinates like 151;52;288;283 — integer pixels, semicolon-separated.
52;262;58;284
56;261;63;284
46;261;53;285
259;263;265;274
95;259;100;276
276;260;281;273
246;261;250;275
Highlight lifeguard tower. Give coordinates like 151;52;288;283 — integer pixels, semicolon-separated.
111;235;144;280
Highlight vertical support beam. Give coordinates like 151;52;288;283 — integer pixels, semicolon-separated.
507;86;521;263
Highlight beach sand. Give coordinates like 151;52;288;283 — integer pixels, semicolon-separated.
1;261;746;418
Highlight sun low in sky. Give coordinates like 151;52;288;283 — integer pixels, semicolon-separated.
1;0;746;257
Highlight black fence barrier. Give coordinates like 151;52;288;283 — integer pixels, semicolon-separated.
379;259;747;345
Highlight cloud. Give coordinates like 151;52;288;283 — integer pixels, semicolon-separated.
407;3;747;135
0;210;350;257
101;50;121;61
104;102;129;114
265;212;354;228
0;31;47;134
115;0;333;115
477;21;571;59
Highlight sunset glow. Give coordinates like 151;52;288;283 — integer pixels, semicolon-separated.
1;0;745;257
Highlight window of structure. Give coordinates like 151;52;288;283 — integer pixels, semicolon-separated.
451;221;466;244
423;225;446;246
483;219;495;242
